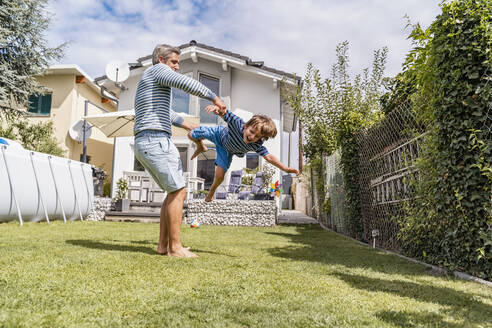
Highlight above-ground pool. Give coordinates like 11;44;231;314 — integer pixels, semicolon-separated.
0;138;94;225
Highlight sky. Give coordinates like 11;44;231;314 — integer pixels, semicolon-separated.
45;0;442;80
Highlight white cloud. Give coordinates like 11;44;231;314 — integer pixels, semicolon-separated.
46;0;441;80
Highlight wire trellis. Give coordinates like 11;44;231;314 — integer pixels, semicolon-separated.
318;72;491;250
356;102;426;250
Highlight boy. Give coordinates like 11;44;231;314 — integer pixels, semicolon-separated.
188;106;298;202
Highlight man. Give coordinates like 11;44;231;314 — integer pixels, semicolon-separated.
134;44;226;257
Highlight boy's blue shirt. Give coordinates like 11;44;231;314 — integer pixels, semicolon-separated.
219;110;269;157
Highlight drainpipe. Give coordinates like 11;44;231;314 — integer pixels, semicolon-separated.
82;100;88;163
299;120;303;173
279;100;283;180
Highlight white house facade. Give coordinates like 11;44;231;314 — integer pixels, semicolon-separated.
95;41;301;197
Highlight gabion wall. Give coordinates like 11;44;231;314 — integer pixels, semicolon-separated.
186;200;277;226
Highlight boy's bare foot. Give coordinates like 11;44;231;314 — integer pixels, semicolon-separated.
191;145;207;160
204;194;213;202
167;247;198;258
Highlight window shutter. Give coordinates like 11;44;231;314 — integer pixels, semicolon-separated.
41;94;52;115
28;94;40;113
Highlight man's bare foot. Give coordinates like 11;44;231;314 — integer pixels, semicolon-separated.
167;247;198;258
191;145;207;160
204;194;213;202
157;246;190;255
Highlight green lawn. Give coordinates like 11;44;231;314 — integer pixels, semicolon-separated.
0;221;491;328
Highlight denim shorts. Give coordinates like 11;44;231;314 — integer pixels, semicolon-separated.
134;130;185;193
190;125;233;171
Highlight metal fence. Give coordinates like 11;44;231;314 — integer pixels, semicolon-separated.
316;103;426;249
356;102;426;249
316;96;491;250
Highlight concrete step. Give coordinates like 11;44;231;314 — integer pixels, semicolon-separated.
128;201;162;213
105;215;160;223
105;210;160;223
104;211;160;223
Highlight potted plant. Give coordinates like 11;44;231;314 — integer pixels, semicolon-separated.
256;163;276;200
113;178;130;211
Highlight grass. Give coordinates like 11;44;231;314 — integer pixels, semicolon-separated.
0;221;491;328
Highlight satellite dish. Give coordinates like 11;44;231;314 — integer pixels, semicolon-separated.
69;120;92;143
105;60;130;83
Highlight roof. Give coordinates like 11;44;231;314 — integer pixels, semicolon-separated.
95;40;301;83
46;64;109;96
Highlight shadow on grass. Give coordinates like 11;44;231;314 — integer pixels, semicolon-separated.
66;239;237;257
265;225;439;276
376;310;465;328
66;239;156;255
335;272;492;327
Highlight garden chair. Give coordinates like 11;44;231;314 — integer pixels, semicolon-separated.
238;172;267;200
125;171;147;202
215;170;244;200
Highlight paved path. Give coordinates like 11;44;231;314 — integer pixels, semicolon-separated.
277;210;318;225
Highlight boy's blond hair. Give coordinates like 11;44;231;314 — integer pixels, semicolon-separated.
245;114;277;140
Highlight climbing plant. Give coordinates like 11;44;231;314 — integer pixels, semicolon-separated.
398;0;492;279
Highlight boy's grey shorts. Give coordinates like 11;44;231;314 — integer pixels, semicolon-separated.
134;130;185;193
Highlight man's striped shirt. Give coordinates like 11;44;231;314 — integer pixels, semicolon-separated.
220;111;269;157
134;63;216;135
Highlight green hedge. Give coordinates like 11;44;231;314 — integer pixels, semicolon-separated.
399;0;492;279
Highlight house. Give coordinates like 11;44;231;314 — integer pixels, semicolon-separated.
27;65;117;178
95;41;301;197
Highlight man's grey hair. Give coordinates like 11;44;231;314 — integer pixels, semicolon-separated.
152;44;181;65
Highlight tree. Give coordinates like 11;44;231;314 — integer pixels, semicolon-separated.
0;0;65;155
286;41;387;160
286;41;387;238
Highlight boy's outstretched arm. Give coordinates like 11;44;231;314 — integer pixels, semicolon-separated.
263;154;299;175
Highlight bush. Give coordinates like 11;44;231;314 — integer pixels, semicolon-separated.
399;0;492;279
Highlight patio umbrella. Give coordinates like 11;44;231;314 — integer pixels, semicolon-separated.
84;110;198;138
84;110;135;137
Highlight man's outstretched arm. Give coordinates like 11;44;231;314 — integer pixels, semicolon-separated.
170;109;199;131
153;65;226;112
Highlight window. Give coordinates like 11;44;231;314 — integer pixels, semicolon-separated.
199;74;220;124
246;153;259;170
171;72;192;114
197;158;216;190
177;147;188;173
28;93;52;116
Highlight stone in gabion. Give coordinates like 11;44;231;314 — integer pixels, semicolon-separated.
86;196;112;221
